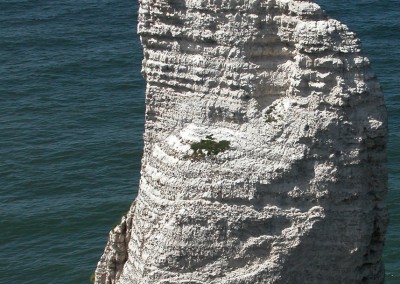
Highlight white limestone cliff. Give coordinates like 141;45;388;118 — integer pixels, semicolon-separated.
95;0;388;283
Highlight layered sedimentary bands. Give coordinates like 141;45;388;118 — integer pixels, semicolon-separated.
95;0;387;283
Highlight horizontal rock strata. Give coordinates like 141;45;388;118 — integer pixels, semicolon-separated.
96;0;388;283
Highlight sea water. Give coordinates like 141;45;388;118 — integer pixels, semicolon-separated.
0;0;398;283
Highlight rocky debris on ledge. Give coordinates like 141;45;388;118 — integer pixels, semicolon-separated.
95;0;387;283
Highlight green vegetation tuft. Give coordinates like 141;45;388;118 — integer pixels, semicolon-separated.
189;135;230;158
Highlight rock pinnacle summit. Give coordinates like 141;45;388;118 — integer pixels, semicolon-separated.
95;1;388;283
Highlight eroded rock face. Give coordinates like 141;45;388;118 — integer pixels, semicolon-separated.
95;211;133;284
95;0;387;283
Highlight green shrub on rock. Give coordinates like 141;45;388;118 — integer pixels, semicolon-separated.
190;135;230;157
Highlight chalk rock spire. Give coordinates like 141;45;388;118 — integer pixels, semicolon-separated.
95;0;388;283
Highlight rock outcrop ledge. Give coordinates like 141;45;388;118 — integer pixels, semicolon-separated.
95;0;388;283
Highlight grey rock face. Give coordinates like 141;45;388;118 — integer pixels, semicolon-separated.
95;0;388;283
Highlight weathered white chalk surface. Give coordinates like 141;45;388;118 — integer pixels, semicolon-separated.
95;0;388;283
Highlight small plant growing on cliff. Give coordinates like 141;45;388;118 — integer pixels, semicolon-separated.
90;273;95;283
189;134;230;158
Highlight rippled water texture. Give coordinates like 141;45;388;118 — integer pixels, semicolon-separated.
0;0;398;283
0;1;144;282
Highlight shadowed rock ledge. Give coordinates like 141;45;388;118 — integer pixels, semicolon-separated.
95;0;388;283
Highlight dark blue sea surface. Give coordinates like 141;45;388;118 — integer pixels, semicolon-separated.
0;1;144;283
0;0;398;283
